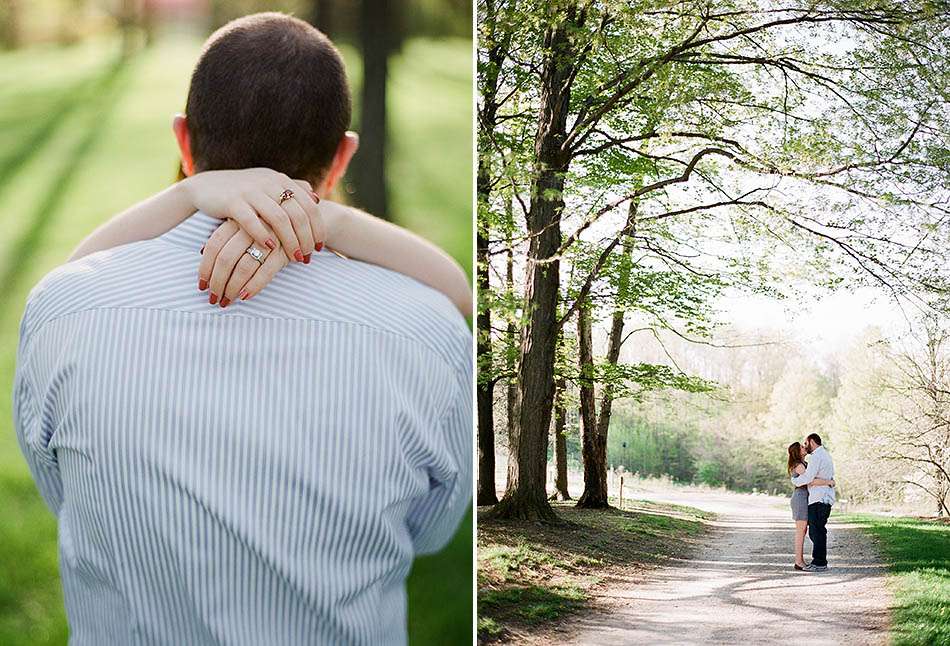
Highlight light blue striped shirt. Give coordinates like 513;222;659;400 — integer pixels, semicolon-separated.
13;212;473;645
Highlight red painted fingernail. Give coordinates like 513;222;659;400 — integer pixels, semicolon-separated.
265;238;276;250
198;278;208;291
310;191;321;204
294;248;304;262
315;241;324;252
220;297;231;308
209;293;218;305
239;290;250;301
303;253;311;264
200;245;205;255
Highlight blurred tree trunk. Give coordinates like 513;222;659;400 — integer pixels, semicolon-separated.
353;0;401;221
309;0;335;35
142;0;156;47
0;0;21;50
118;0;139;58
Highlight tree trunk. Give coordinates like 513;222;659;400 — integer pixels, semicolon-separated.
578;230;636;507
475;0;509;506
505;234;517;490
551;376;571;500
576;302;609;508
354;0;391;220
490;7;583;521
476;226;497;505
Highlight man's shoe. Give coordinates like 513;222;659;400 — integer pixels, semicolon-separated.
803;563;828;572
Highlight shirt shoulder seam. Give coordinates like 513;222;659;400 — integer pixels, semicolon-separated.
23;304;469;375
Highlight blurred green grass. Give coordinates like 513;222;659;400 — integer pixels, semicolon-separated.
0;33;472;645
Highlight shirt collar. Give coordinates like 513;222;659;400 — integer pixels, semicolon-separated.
159;211;219;251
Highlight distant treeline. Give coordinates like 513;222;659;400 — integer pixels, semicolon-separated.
553;408;789;494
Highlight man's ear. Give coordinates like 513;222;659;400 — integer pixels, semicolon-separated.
172;114;196;177
319;132;359;196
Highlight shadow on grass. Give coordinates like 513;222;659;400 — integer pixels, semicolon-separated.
477;501;710;643
0;54;134;296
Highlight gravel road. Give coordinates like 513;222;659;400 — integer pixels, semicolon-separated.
557;489;891;645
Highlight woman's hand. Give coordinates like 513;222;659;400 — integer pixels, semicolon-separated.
181;168;325;261
198;220;290;305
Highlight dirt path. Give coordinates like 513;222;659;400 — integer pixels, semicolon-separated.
555;489;892;645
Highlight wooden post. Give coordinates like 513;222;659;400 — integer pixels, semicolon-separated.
619;475;624;510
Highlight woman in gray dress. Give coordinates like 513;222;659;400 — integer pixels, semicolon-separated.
787;442;835;570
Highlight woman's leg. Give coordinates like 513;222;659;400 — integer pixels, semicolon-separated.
795;520;808;566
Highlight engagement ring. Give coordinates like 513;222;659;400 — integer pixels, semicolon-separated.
278;189;294;205
246;245;266;265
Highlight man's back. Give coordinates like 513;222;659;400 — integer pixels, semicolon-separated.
14;213;472;645
808;446;836;506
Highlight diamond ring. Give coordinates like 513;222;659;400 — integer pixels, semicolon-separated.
246;245;266;265
278;189;294;205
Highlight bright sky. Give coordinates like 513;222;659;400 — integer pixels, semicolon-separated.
718;285;911;359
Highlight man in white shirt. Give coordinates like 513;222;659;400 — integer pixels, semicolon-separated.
790;433;835;571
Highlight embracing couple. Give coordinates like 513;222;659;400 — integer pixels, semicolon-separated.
787;433;836;573
14;12;471;645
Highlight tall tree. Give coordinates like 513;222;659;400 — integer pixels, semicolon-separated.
489;2;592;521
476;0;516;504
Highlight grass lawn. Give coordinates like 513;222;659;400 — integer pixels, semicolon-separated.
0;32;472;645
477;498;712;643
842;514;950;646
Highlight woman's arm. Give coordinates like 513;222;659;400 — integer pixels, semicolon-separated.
810;478;835;487
319;201;472;317
69;169;321;263
72;169;472;316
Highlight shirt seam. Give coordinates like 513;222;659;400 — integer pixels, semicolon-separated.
22;303;469;379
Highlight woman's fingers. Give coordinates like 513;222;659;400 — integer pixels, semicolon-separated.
223;253;266;304
208;230;253;303
241;248;288;300
277;190;315;258
198;220;239;291
228;199;276;251
248;190;301;260
293;180;325;255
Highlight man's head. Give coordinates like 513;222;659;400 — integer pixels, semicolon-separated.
804;433;822;454
174;12;357;194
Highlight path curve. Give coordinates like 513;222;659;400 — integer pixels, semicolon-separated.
558;489;891;645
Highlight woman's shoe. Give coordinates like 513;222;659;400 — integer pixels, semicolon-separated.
794;563;805;571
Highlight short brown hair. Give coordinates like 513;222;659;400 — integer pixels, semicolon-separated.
185;13;351;183
806;433;822;446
